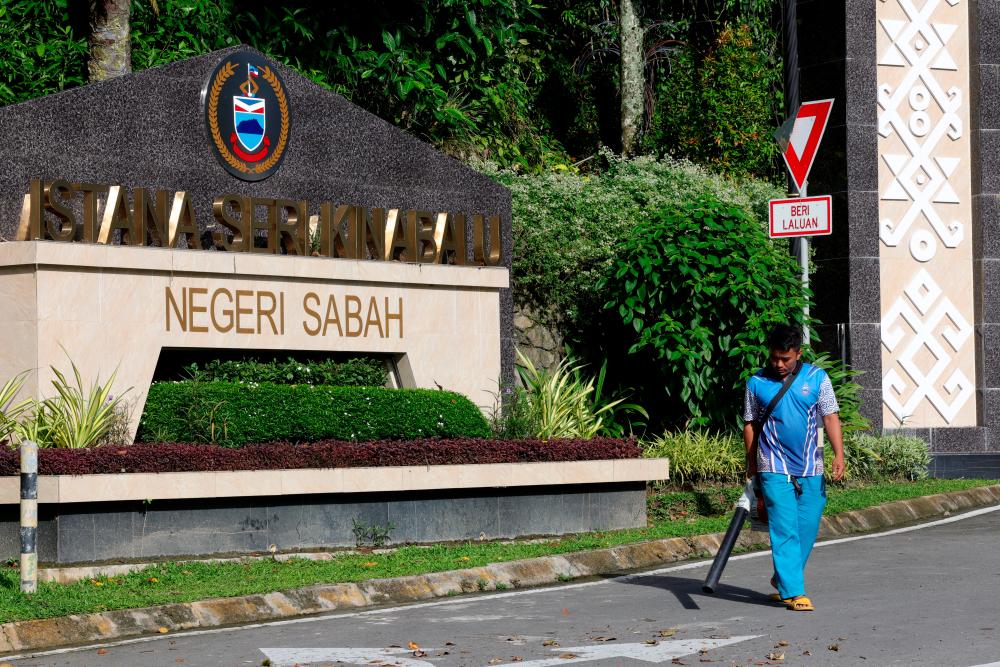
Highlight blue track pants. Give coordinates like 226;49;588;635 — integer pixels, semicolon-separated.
759;472;826;600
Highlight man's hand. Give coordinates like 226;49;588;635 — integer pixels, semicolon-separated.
830;454;845;481
823;412;846;482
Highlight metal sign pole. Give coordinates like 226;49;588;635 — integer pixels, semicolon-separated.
800;183;810;346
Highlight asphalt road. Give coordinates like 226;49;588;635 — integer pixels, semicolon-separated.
8;505;1000;667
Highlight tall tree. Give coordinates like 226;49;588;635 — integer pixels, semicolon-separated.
619;0;644;155
87;0;131;82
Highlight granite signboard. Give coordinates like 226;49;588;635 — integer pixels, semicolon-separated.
0;46;514;434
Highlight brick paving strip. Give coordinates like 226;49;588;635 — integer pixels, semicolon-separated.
2;484;998;654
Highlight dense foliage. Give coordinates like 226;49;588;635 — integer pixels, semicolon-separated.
0;437;639;475
643;24;781;178
139;382;490;446
183;357;388;387
2;0;784;177
0;0;87;106
602;196;810;427
490;153;783;335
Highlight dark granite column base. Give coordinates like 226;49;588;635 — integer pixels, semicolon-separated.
885;427;993;453
0;483;646;565
929;454;1000;479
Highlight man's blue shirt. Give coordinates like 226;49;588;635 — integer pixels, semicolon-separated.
743;362;839;477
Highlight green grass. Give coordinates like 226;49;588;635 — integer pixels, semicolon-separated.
0;478;993;623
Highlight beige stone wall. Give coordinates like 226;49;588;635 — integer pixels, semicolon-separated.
0;242;508;439
877;0;976;427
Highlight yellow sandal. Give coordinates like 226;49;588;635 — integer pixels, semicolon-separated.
786;596;815;611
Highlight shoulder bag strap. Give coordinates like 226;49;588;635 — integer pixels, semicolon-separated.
749;360;803;483
756;360;803;430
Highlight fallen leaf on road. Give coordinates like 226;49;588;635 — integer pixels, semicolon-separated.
671;659;686;665
828;644;840;652
561;608;571;616
803;650;812;656
445;642;455;646
175;659;185;664
488;659;503;664
543;640;560;647
158;627;169;634
408;642;420;651
659;628;677;637
593;636;616;642
766;652;784;661
512;657;524;662
559;653;579;660
776;640;789;647
645;640;658;646
413;650;427;658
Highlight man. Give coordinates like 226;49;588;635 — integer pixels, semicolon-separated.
743;324;845;612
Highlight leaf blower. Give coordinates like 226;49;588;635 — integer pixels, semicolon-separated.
702;478;767;593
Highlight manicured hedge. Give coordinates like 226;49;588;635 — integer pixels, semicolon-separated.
138;382;491;446
0;438;640;475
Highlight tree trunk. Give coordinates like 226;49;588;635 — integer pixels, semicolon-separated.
619;0;644;156
88;0;131;82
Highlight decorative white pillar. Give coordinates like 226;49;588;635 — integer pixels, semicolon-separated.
877;0;977;428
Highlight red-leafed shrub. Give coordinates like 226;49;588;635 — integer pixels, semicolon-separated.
0;438;640;475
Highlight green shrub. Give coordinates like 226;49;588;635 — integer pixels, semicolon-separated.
138;382;490;446
828;432;930;483
183;357;388;387
642;430;745;486
514;349;646;440
0;373;31;445
602;195;811;427
808;352;870;436
9;362;131;449
643;23;782;180
486;152;783;337
486;381;539;440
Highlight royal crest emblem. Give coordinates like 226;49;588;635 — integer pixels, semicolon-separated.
203;51;291;181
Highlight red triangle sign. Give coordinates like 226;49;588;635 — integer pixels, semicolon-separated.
781;99;834;193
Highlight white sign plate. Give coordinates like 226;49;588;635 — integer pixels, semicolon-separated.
768;195;833;238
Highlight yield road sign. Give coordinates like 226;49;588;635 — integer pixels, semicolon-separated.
778;98;834;192
769;195;833;238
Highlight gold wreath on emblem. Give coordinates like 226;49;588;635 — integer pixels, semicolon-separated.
207;61;290;174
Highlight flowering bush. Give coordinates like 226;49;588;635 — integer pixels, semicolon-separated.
182;356;387;387
0;438;640;475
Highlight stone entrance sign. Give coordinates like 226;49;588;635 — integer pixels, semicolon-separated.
0;46;514;434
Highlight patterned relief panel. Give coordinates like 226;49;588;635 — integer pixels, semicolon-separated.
877;0;976;427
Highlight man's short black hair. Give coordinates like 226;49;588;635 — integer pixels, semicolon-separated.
767;324;802;351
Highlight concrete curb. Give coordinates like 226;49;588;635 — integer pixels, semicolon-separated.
2;484;999;655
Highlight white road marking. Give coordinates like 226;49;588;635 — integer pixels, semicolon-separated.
487;636;758;667
258;637;757;667
966;662;1000;667
260;646;437;667
6;503;1000;662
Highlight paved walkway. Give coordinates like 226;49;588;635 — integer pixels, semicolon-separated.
8;505;1000;667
